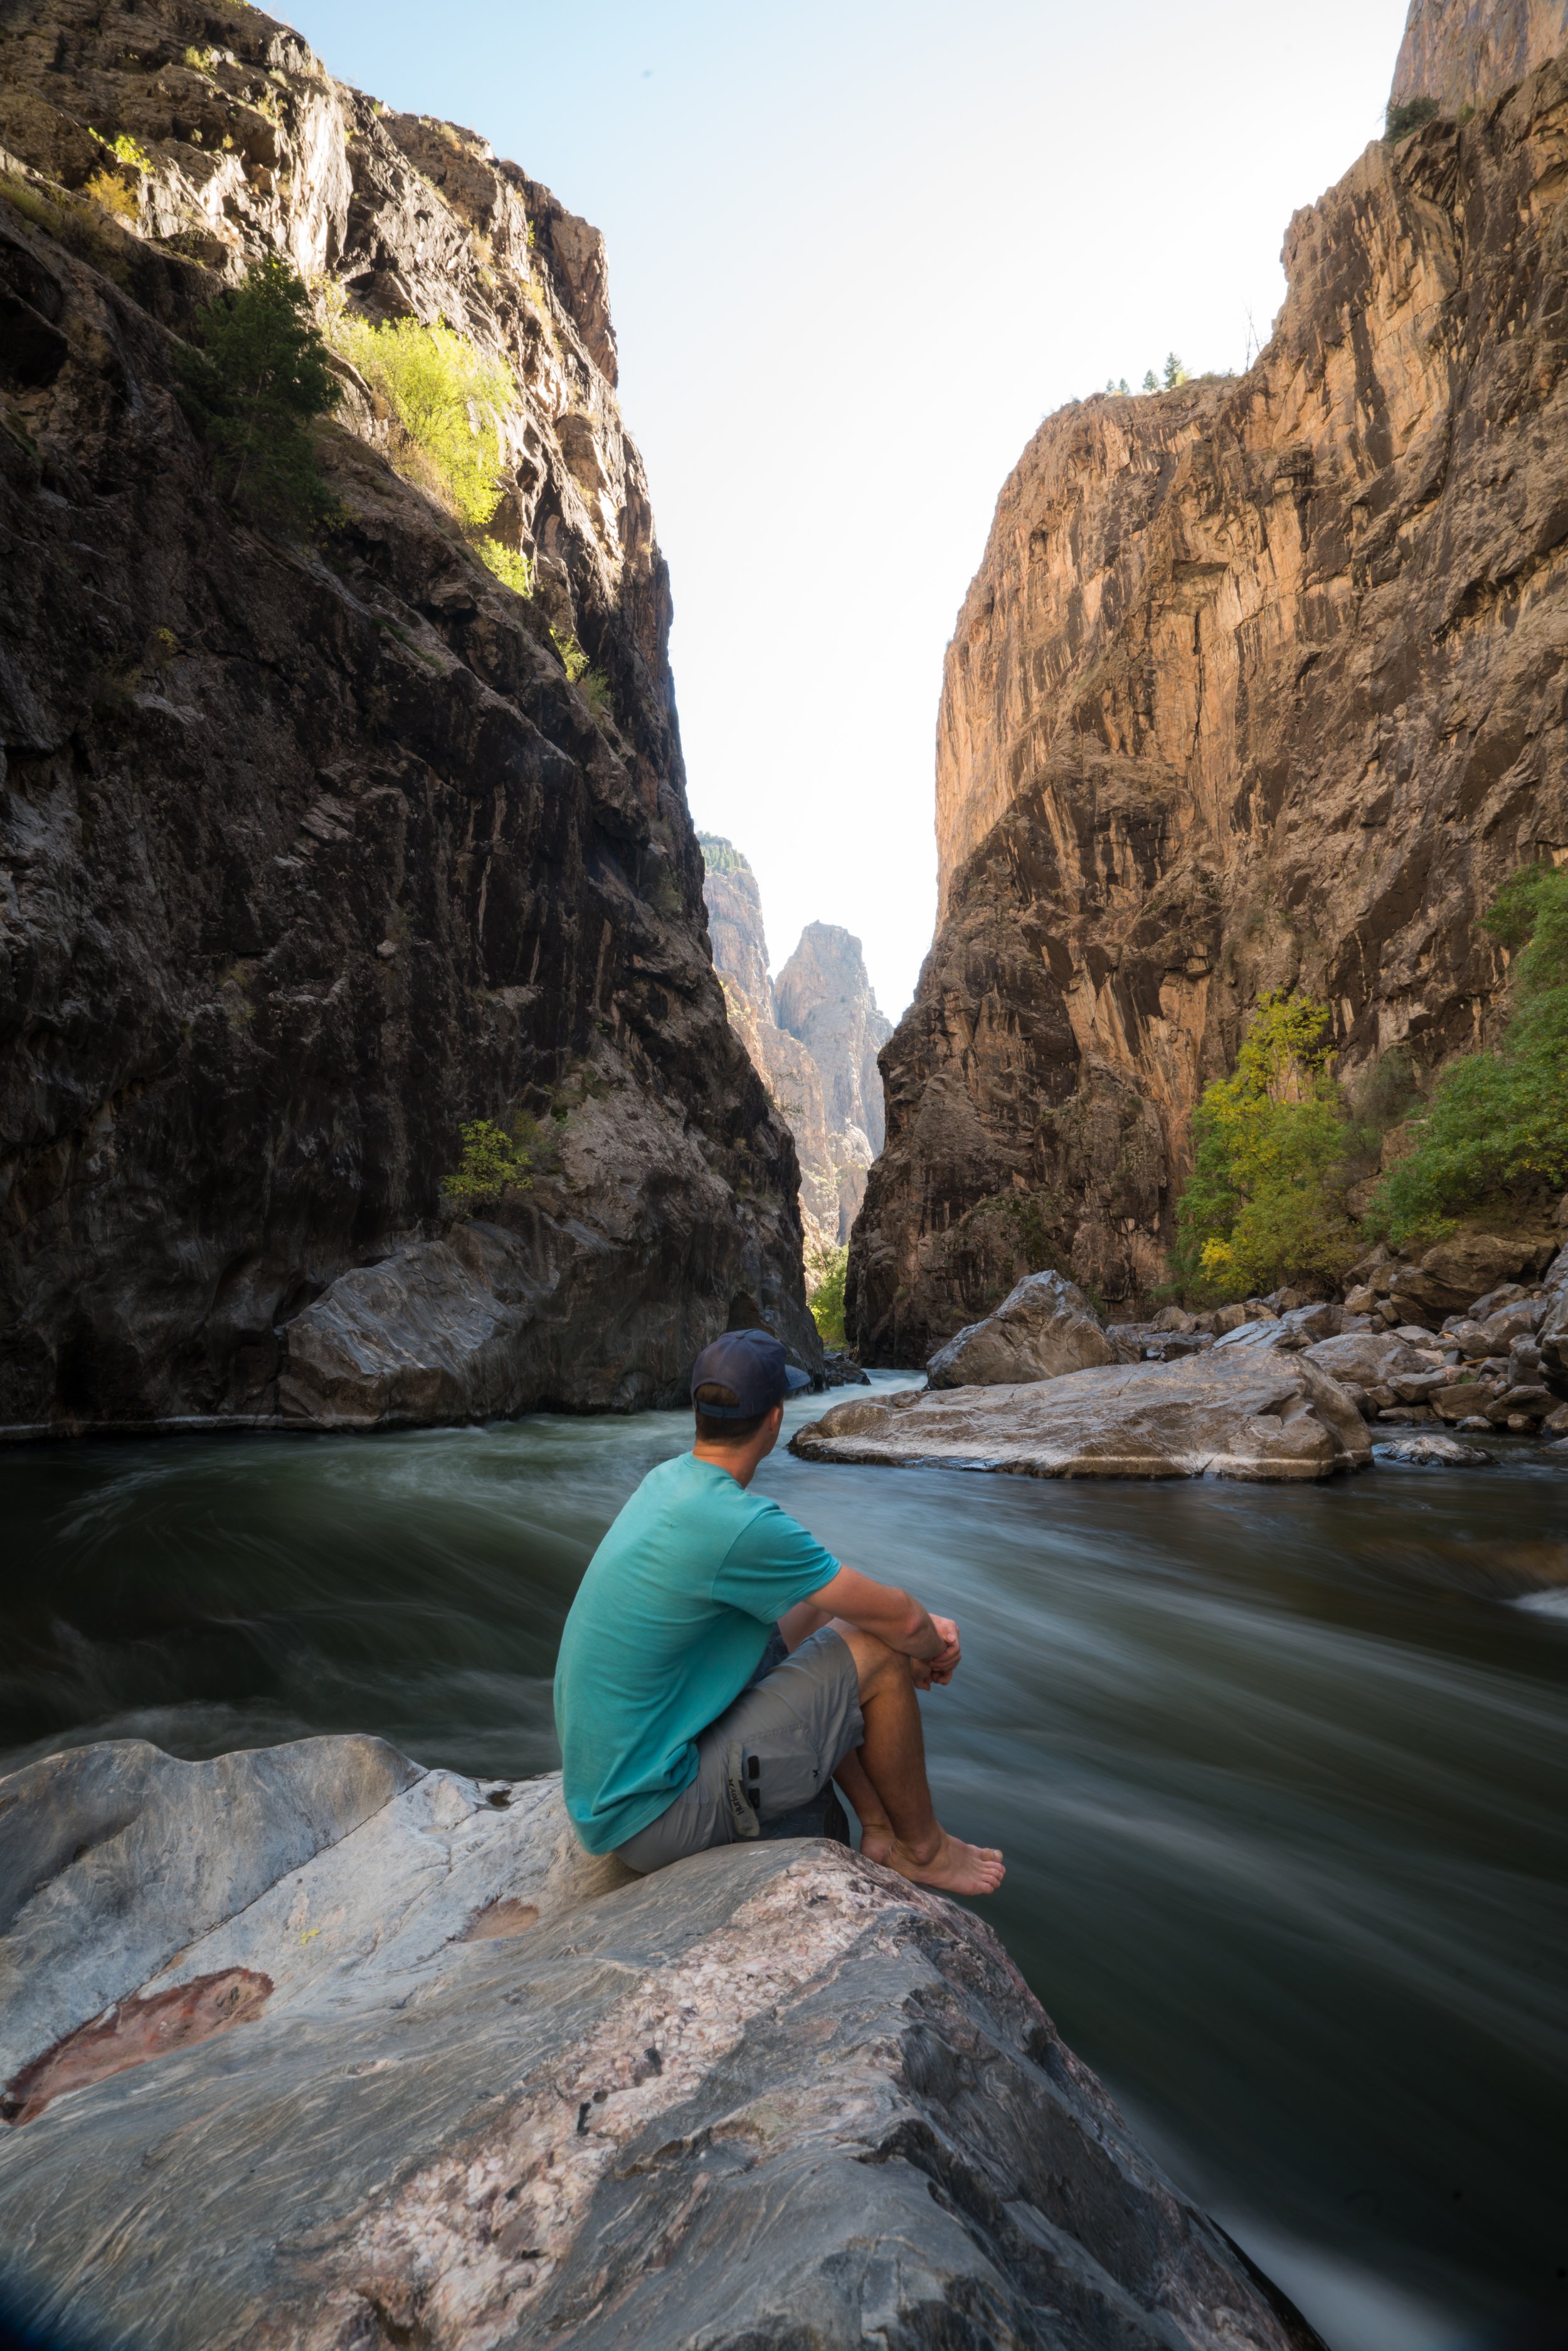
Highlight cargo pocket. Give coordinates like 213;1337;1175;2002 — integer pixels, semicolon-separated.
723;1743;761;1840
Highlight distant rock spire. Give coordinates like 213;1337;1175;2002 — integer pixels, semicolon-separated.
699;843;888;1254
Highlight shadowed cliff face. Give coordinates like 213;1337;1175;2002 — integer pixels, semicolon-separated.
0;0;814;1431
851;51;1568;1366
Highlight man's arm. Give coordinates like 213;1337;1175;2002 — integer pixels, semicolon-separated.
779;1566;960;1683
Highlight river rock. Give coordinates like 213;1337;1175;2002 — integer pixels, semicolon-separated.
926;1270;1118;1389
1385;1231;1562;1328
0;1739;1317;2351
793;1351;1370;1481
1301;1332;1429;1388
1373;1433;1496;1467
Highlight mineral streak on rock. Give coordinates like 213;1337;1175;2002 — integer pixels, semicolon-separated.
0;1736;1322;2351
0;0;815;1435
1392;0;1568;115
850;36;1568;1366
793;1349;1372;1482
701;839;889;1251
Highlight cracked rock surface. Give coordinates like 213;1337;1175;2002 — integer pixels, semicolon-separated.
0;1735;1320;2350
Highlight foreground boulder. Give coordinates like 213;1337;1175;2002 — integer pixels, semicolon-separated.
794;1352;1370;1480
926;1270;1118;1388
0;1739;1319;2351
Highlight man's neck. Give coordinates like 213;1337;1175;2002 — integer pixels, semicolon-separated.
691;1441;756;1488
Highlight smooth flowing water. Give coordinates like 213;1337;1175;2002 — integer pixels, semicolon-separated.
4;1376;1567;2351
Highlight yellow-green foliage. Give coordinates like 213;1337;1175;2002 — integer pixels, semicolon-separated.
92;128;154;172
549;626;613;718
477;538;533;595
549;625;590;681
83;169;137;220
331;312;513;524
442;1117;533;1209
1172;992;1359;1299
808;1244;848;1347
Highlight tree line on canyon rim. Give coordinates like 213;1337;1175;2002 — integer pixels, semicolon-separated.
156;226;1568;1325
1172;862;1568;1305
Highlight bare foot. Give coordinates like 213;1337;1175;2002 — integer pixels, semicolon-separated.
881;1831;1005;1896
857;1820;894;1865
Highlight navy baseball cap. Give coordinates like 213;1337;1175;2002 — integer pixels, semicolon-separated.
691;1327;812;1417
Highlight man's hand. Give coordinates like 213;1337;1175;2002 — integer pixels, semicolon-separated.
910;1615;960;1688
808;1563;961;1686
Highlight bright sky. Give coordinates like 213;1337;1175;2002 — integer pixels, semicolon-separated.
286;0;1411;1019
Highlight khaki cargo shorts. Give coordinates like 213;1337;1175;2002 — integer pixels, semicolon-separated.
615;1626;863;1874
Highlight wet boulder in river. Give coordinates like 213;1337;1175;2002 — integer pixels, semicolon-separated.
793;1351;1370;1482
926;1270;1117;1389
1301;1332;1432;1388
0;1739;1319;2351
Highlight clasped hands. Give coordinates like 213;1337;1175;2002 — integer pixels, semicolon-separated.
908;1613;961;1690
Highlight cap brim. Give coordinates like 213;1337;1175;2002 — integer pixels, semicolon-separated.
783;1364;813;1394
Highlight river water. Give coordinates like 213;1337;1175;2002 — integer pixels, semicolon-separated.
4;1374;1567;2351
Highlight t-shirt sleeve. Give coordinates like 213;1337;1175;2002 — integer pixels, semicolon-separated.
710;1499;842;1623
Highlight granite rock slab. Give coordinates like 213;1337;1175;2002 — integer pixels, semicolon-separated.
0;1738;1320;2350
926;1270;1118;1389
793;1352;1370;1481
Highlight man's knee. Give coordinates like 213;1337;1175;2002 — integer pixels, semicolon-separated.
829;1618;904;1696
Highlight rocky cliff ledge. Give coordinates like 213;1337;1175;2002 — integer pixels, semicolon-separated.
701;837;889;1253
1392;0;1568;114
0;1734;1320;2350
850;19;1568;1365
0;0;814;1435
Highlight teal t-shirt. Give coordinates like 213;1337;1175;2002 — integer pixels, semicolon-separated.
554;1452;841;1853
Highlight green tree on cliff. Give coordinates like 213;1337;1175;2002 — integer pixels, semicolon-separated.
443;1118;533;1211
1171;993;1358;1298
179;255;341;533
808;1244;848;1347
1369;863;1568;1243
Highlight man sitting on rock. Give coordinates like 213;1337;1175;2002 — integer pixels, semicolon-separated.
554;1327;1005;1896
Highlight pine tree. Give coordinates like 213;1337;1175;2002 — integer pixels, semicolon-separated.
178;256;341;533
1163;351;1189;389
1142;369;1158;391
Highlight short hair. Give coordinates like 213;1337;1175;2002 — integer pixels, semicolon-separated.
693;1381;770;1445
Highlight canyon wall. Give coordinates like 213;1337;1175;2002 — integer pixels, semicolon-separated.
1392;0;1568;113
851;34;1568;1364
0;0;815;1433
699;842;887;1253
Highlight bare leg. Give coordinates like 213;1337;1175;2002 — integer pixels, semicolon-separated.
832;1748;894;1862
830;1620;1004;1896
